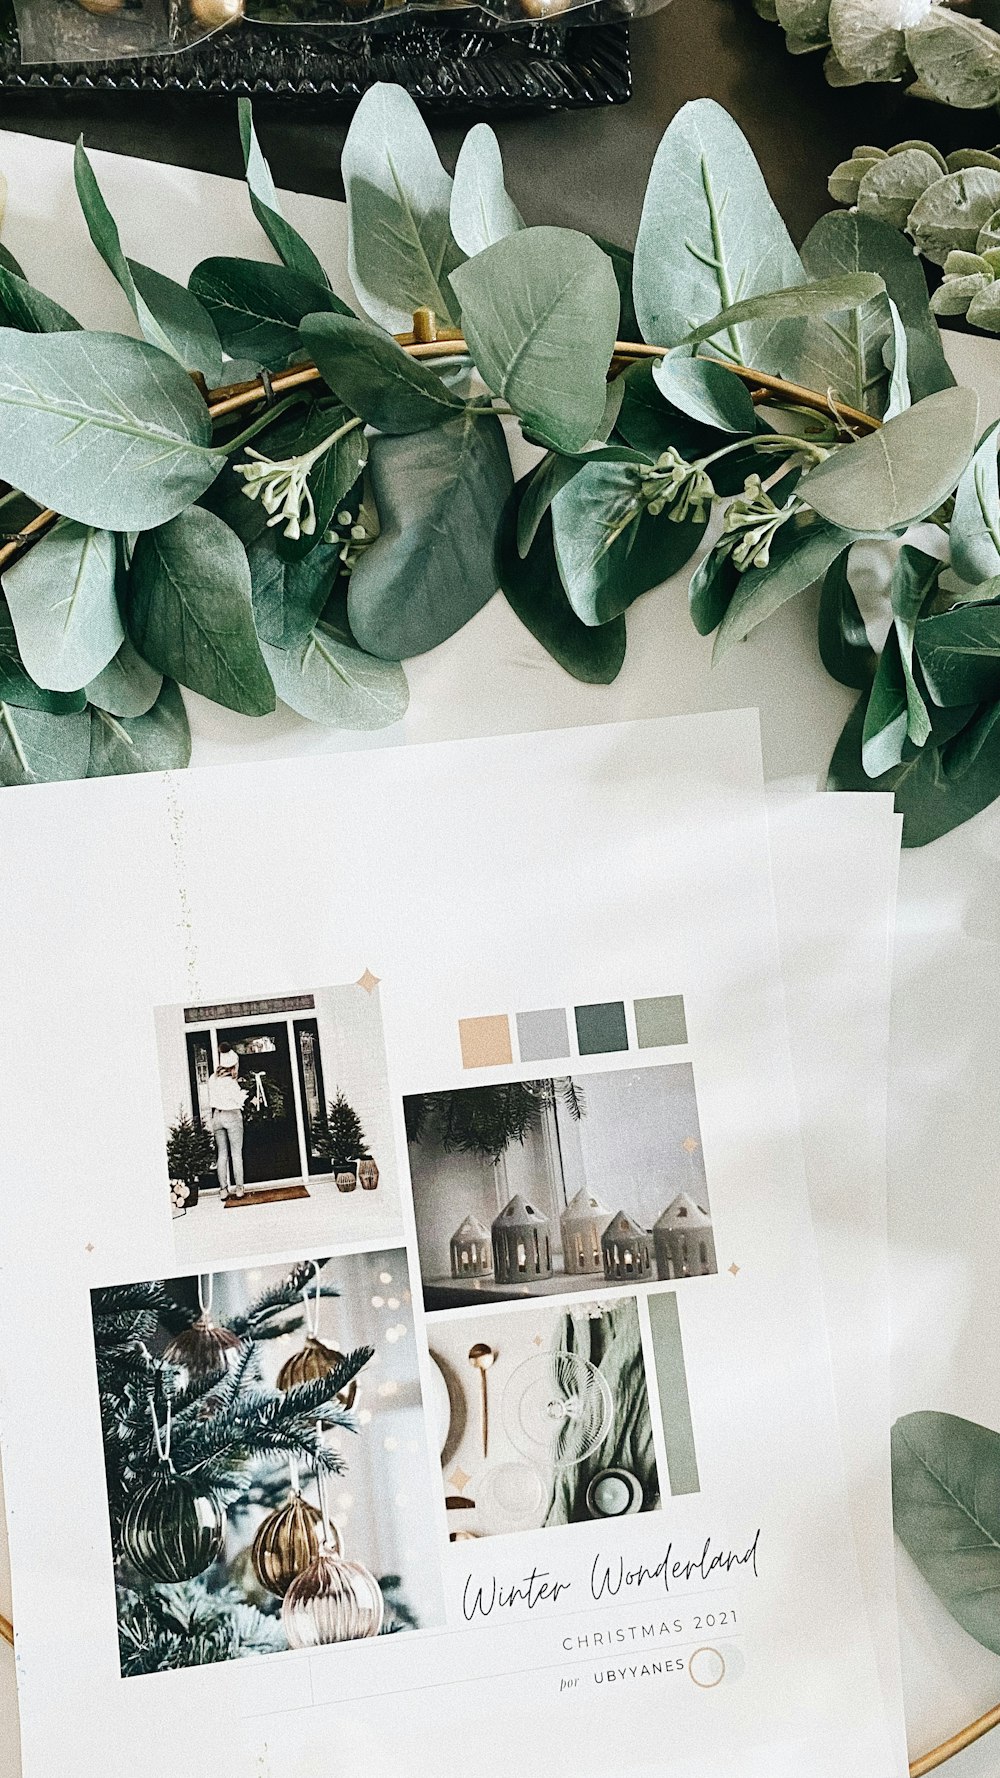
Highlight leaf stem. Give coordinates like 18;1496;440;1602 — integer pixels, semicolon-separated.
214;393;306;453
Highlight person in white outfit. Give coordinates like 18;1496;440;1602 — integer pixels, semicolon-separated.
208;1050;247;1199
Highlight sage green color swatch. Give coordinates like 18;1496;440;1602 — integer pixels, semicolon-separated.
647;1291;700;1496
634;994;688;1049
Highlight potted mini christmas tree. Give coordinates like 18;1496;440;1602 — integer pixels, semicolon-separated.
167;1111;216;1208
316;1090;372;1192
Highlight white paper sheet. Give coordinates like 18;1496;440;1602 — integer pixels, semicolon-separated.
0;712;896;1778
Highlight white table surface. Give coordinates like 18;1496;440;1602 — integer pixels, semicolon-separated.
0;134;999;1777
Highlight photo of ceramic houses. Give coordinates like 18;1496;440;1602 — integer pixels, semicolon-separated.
405;1063;716;1312
428;1297;661;1541
155;984;402;1266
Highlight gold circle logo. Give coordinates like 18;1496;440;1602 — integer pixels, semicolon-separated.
689;1646;726;1689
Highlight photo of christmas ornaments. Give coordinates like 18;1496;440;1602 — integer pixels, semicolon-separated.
91;1249;443;1676
154;984;403;1270
429;1297;661;1541
404;1063;716;1314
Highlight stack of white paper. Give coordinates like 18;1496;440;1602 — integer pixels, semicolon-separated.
0;139;912;1778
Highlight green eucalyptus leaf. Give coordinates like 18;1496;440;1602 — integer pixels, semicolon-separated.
348;410;512;659
450;125;524;258
883;298;910;420
87;678;191;776
3;519;120;692
689;545;740;637
856;148;942;232
238;101;330;290
85;634;162;719
829;0;914;81
950;150;1000;175
593;237;639;341
500;496;625;684
801;210;953;408
829;157;880;206
342;82;463;334
893;1410;1000;1654
862;629;908;777
713;515;853;658
0;601;87;713
890;543;937;746
251;539;341;650
299;311;464;433
827;693;999;845
652;350;756;433
189;258;349;370
451;227;619;454
633;99;806;374
800;387;980;534
817;549;875;689
74;142;223;381
0;242;25;279
917;598;1000;707
682;272;885;350
966;281;1000;331
0;266;80;334
905;11;1000;110
909;169;1000;267
262;621;408;729
0;702;90;784
128;505;274;716
551;460;706;626
517;454;584;560
951;419;1000;584
0;329;225;531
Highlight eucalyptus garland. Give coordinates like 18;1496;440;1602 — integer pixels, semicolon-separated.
0;85;996;845
753;0;1000;106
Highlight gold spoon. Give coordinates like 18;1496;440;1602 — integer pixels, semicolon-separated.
467;1343;496;1458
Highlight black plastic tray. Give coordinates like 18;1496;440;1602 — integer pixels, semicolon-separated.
0;15;631;110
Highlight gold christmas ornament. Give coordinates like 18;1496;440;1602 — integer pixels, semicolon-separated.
75;0;126;15
163;1275;240;1380
189;0;244;27
251;1491;332;1598
281;1551;384;1647
276;1333;357;1409
358;1158;379;1191
276;1265;358;1407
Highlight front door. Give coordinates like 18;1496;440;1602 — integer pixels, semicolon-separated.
224;1021;301;1185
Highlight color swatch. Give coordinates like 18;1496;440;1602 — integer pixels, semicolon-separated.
635;994;688;1048
459;1014;513;1070
647;1290;700;1496
516;1007;570;1063
574;1000;628;1056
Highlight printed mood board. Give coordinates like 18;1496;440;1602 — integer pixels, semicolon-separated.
0;713;896;1778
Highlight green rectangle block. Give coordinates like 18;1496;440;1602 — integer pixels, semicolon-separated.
647;1290;700;1496
635;994;687;1048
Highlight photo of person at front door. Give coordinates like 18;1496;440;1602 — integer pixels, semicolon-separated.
209;1049;246;1200
154;983;404;1269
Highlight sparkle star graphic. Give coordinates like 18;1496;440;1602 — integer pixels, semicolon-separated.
728;1262;741;1277
356;968;381;994
448;1467;471;1492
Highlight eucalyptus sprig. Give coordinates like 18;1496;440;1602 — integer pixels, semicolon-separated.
0;85;994;845
753;0;1000;108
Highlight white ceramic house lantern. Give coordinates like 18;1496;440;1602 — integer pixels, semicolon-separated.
601;1211;653;1283
450;1214;494;1280
492;1194;553;1285
560;1188;614;1276
653;1193;716;1280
